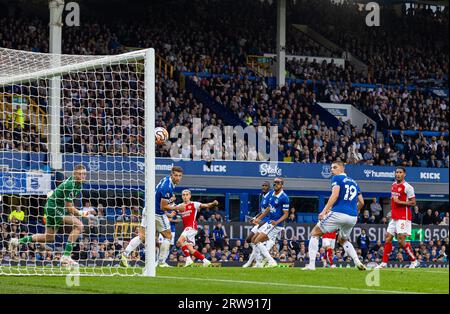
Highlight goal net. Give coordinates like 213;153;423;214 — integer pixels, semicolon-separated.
0;48;156;276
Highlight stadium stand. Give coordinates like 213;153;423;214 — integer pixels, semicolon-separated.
0;0;448;266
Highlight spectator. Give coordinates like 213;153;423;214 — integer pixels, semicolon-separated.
286;213;296;224
411;206;423;225
357;229;370;259
116;205;131;222
422;209;434;225
369;198;383;223
439;213;449;226
359;209;375;224
212;223;226;250
433;210;442;225
81;201;99;226
97;204;106;222
8;206;25;225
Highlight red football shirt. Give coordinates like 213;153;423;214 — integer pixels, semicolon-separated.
180;202;201;230
323;231;337;239
391;181;415;220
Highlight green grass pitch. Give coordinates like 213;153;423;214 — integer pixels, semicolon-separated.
0;267;447;294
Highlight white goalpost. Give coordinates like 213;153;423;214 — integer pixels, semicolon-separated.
0;47;156;277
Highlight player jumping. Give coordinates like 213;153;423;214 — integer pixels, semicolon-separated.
252;177;290;268
9;164;88;267
376;166;419;269
303;161;366;271
177;189;218;267
242;181;273;268
322;231;337;268
120;166;185;267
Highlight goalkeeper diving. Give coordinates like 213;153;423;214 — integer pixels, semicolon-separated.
9;164;88;266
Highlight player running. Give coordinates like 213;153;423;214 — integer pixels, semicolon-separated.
252;177;290;268
120;166;185;267
303;161;366;271
377;166;419;269
177;189;218;267
9;164;88;267
322;231;337;268
242;181;273;268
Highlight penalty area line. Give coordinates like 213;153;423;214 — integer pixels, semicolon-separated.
158;275;429;294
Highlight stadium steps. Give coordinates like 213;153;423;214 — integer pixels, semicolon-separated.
292;24;368;75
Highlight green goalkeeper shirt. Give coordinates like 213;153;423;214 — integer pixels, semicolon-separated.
47;176;83;212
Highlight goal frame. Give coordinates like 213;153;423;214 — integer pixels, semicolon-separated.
0;48;156;277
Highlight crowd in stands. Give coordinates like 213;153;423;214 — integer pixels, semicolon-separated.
1;0;448;168
1;198;448;265
1;218;448;265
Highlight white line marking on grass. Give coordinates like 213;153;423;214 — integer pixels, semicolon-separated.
159;275;429;294
379;269;449;274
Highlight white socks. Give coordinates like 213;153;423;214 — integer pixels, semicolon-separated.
158;238;171;264
308;236;319;267
257;243;275;264
124;236;142;257
342;240;360;264
245;243;257;265
265;239;275;251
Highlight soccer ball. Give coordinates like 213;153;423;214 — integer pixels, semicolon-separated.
155;127;169;145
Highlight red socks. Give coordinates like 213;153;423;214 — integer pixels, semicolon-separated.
326;248;334;265
193;251;205;261
182;245;205;261
404;243;416;261
382;242;393;263
181;245;190;257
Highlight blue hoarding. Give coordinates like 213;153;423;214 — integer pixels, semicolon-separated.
0;152;448;184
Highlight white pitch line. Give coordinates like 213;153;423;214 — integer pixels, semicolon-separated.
378;268;449;274
158;275;429;294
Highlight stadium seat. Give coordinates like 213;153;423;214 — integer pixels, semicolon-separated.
106;207;116;222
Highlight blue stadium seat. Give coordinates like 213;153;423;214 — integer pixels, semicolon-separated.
106;207;116;222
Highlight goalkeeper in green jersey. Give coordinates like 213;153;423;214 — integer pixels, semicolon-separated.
9;164;88;267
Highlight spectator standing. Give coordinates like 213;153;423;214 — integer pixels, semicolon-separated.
357;229;369;259
422;209;434;225
433;211;442;225
212;222;226;250
411;206;423;225
370;198;382;223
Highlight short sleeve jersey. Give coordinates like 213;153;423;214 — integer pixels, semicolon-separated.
330;173;361;217
155;176;175;215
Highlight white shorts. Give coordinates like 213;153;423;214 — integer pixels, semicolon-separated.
387;219;412;236
322;238;336;249
318;211;357;240
250;224;260;234
141;210;171;233
258;223;284;242
158;232;175;245
141;209;147;228
180;227;198;245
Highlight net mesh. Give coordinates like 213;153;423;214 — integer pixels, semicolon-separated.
0;48;151;276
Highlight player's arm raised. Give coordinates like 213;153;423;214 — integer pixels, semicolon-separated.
199;200;219;209
319;185;340;220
